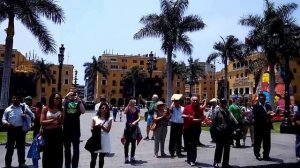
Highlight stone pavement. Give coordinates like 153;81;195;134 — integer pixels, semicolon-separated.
0;110;300;168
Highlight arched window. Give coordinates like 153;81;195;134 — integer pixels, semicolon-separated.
237;62;240;68
233;63;236;69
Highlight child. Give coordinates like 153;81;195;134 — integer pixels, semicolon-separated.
27;134;45;168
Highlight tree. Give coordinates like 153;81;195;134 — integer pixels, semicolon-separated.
171;60;186;83
0;0;64;109
206;35;244;99
83;56;108;101
185;56;206;97
240;0;298;108
123;66;146;98
133;0;205;106
33;58;54;101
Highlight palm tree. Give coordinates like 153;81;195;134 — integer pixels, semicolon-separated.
206;35;244;99
186;56;206;98
171;60;186;83
83;56;108;101
33;58;54;101
240;0;298;108
123;66;146;98
0;0;64;109
133;0;205;106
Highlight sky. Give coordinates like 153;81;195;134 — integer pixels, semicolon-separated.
0;0;300;85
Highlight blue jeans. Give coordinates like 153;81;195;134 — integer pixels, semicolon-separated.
64;129;81;168
296;134;300;158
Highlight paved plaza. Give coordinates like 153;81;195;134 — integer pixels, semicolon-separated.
0;110;300;168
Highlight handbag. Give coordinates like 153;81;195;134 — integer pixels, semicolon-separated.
150;121;156;131
85;126;101;153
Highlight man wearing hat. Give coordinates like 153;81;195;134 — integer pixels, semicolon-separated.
228;96;243;148
168;95;184;157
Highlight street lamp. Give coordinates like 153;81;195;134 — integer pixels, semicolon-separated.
186;57;198;99
73;69;78;87
57;44;65;92
147;51;157;97
276;23;300;133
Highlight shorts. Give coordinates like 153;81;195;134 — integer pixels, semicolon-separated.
146;114;154;126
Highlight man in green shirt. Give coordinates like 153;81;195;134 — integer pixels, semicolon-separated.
229;96;243;148
140;94;158;140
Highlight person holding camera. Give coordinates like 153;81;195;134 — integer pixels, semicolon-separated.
63;90;85;168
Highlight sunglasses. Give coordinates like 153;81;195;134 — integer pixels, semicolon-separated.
100;107;108;110
54;97;61;100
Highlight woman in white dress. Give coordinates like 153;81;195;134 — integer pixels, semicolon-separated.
90;103;112;168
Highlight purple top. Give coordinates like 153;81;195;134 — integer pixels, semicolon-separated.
126;107;140;125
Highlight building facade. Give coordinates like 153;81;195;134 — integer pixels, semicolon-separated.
215;53;300;103
93;53;186;106
0;45;74;105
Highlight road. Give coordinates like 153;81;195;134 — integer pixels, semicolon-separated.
0;109;299;167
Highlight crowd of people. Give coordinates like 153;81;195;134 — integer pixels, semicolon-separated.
1;91;300;168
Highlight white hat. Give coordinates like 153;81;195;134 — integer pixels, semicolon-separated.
210;98;218;102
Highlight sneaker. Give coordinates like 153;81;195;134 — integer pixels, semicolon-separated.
125;157;130;164
296;157;300;162
144;136;149;140
151;136;155;140
190;162;195;166
130;157;136;163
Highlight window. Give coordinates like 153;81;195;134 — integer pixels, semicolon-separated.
140;60;144;65
176;82;180;87
210;76;212;79
113;73;116;77
41;79;46;84
52;88;56;92
42;87;45;92
1;54;4;57
12;61;15;65
112;90;116;94
241;73;243;78
121;74;123;77
133;60;137;63
177;76;181;80
12;54;15;58
239;88;244;94
52;79;56;84
64;79;69;84
102;89;105;94
53;70;56;74
210;87;212;90
66;71;69;75
119;89;123;94
112;80;116;86
245;87;250;94
234;88;238;95
236;74;239;78
102;80;106;85
111;65;118;69
294;86;297;93
120;81;123;86
293;68;297;73
204;87;207;91
204;82;207;84
229;89;232;95
245;72;248;77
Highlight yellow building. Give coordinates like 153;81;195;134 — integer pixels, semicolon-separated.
94;53;185;106
215;53;300;102
0;44;74;105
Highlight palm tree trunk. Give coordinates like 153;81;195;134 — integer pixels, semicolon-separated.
269;62;275;109
39;75;42;102
224;58;228;100
0;16;15;110
166;48;173;107
133;82;136;98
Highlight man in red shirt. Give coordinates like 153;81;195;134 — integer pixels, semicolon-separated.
182;96;205;166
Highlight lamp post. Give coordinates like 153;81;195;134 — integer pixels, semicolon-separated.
57;44;65;92
275;24;300;133
73;69;78;87
147;51;157;97
186;57;198;99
